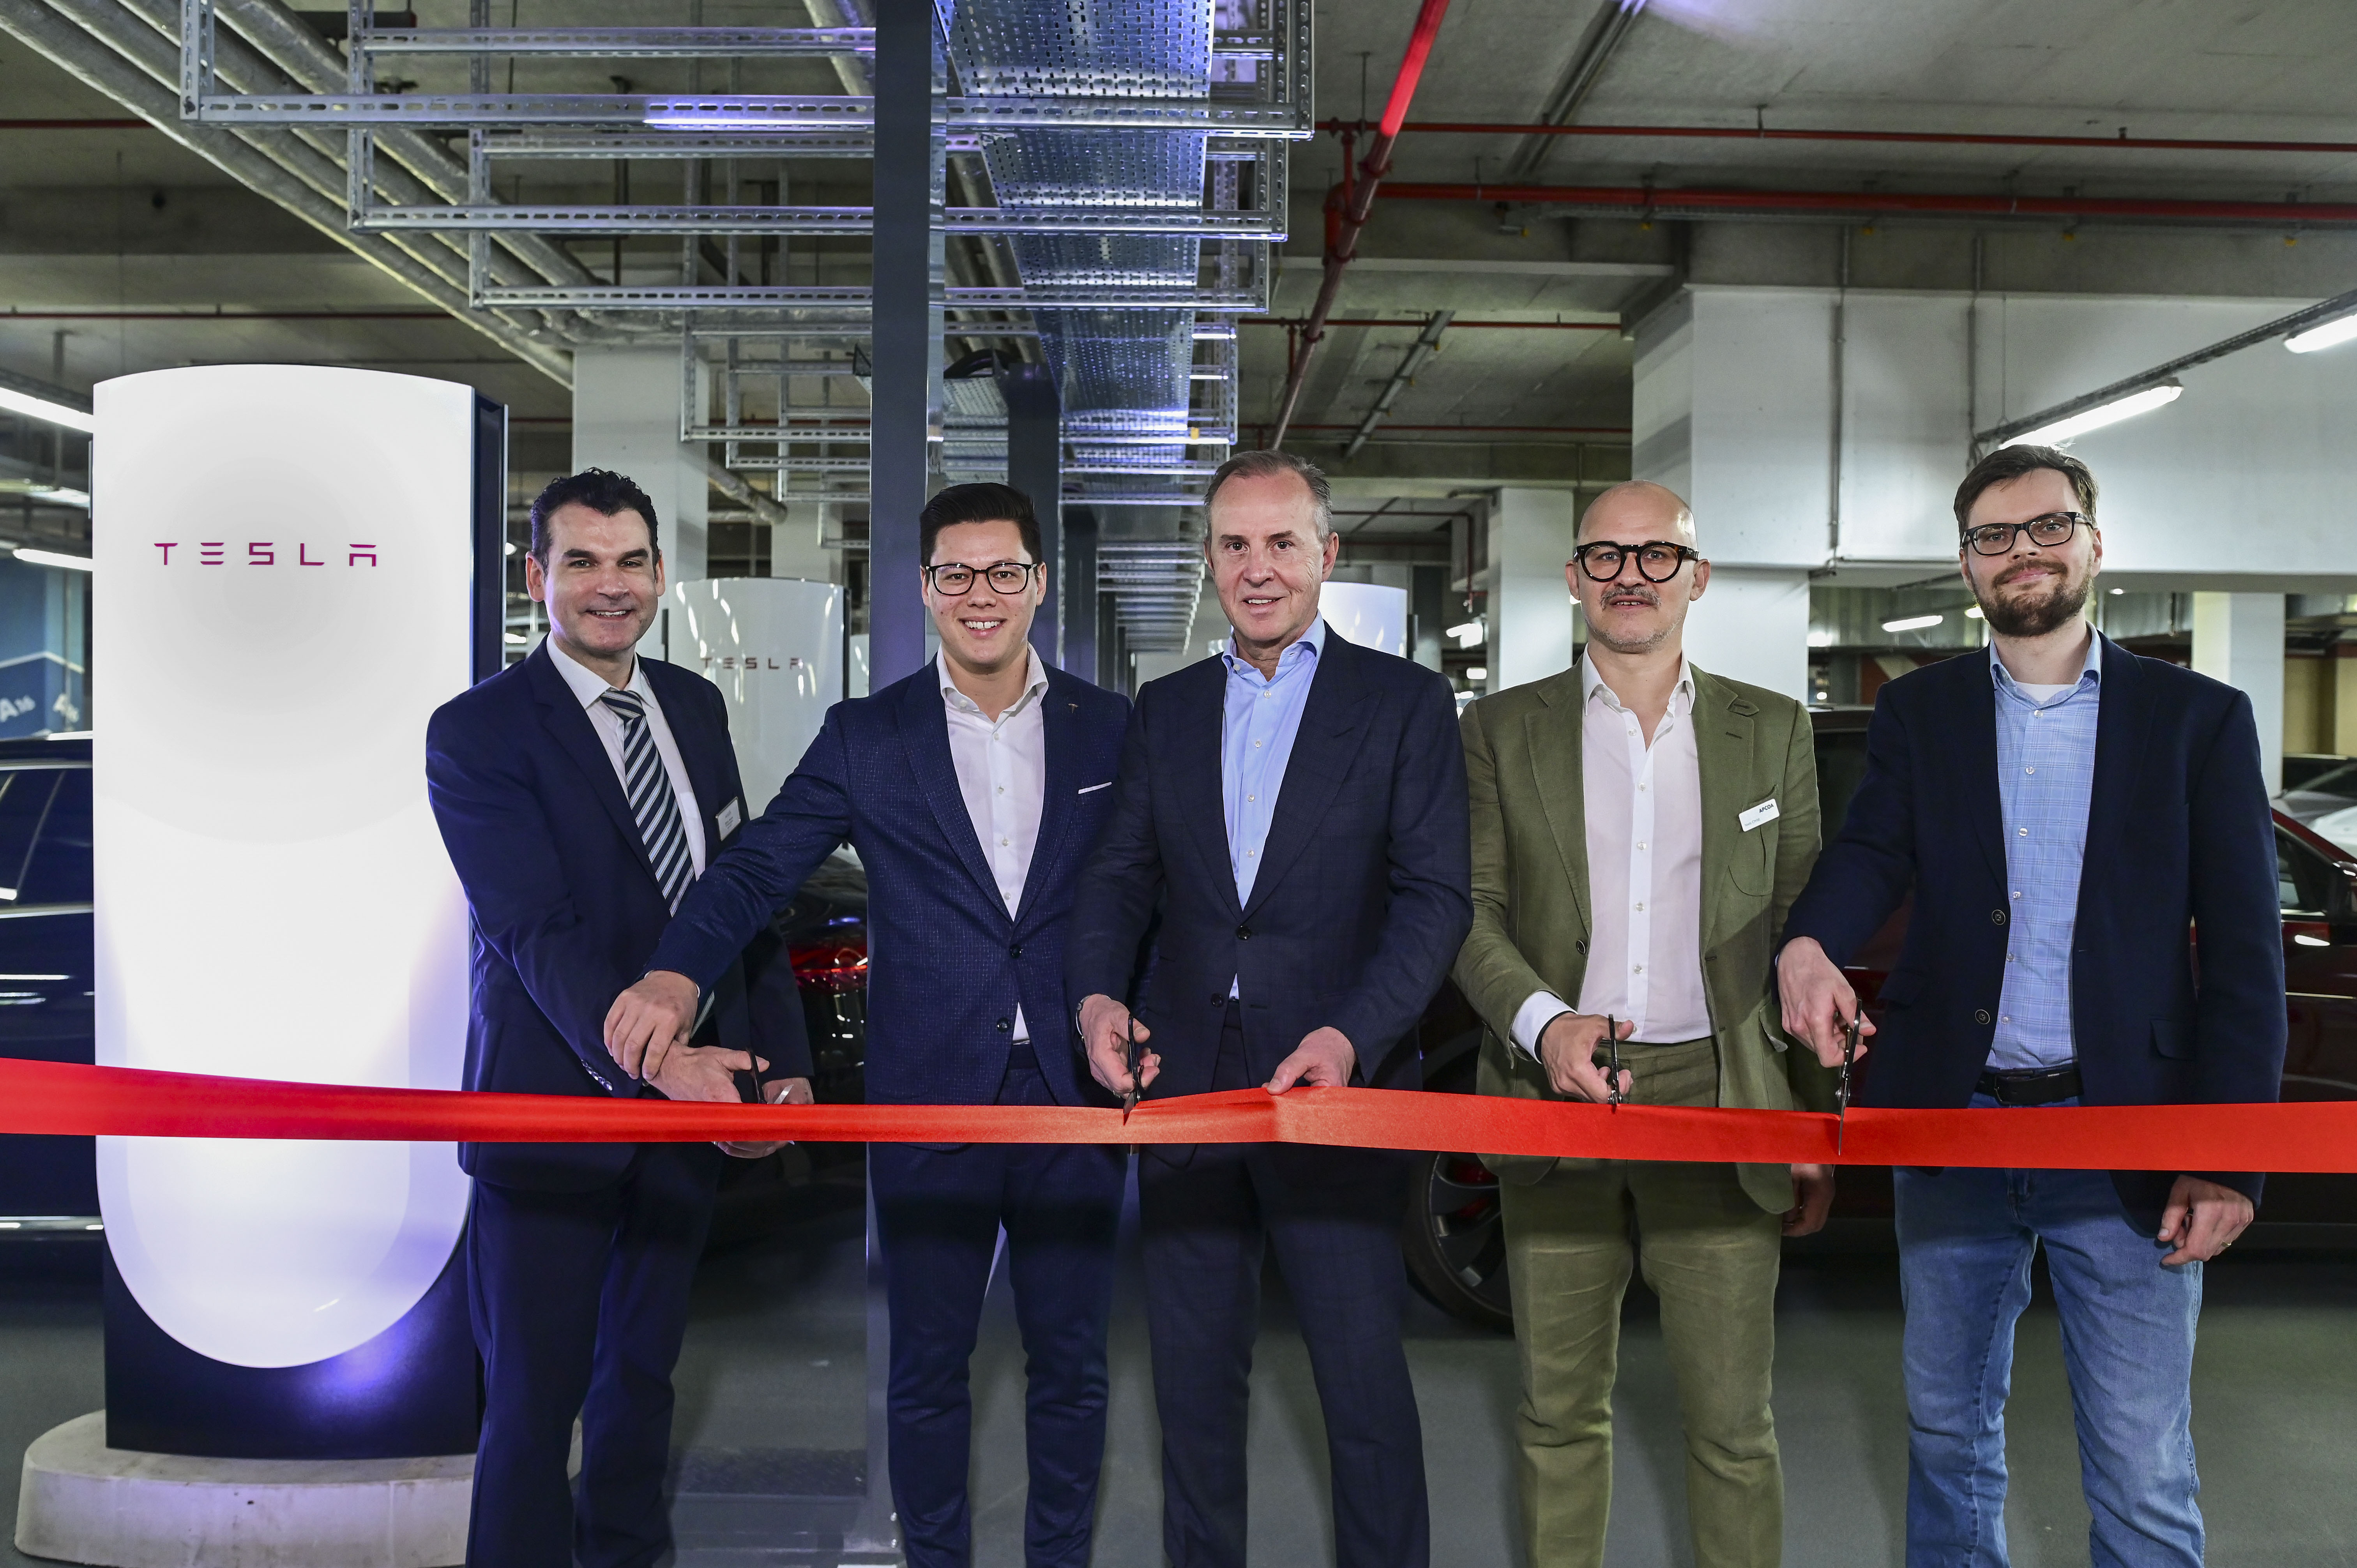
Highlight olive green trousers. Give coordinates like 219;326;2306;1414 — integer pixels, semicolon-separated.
1498;1036;1786;1568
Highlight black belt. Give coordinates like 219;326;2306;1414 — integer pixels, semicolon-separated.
1976;1063;2081;1107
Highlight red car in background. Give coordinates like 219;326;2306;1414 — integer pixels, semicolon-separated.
1403;706;2357;1331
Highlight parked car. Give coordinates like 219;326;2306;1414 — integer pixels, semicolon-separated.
0;735;96;1225
1394;703;2357;1331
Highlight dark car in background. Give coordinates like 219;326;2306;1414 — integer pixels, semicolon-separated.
0;736;96;1227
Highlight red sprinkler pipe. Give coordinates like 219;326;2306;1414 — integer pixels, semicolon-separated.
1375;181;2357;227
1320;119;2357;159
1268;0;1453;451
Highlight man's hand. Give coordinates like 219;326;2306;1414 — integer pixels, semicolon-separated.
1784;1164;1836;1238
1537;1012;1635;1104
647;1043;764;1106
1268;1026;1355;1093
605;970;700;1080
1776;936;1875;1070
1078;992;1158;1099
718;1075;815;1160
2158;1175;2254;1266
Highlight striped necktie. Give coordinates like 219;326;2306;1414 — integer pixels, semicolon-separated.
598;687;694;911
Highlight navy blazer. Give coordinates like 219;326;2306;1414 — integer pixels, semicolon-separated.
426;644;808;1191
1781;635;2285;1219
648;662;1130;1109
1065;628;1472;1095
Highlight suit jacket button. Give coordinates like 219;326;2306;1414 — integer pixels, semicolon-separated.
1236;925;1252;940
995;1018;1012;1033
1576;939;1588;955
1991;909;2007;925
1009;944;1023;959
1974;1009;1991;1025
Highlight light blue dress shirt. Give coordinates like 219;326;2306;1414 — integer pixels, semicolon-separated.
1988;633;2103;1072
1221;615;1327;911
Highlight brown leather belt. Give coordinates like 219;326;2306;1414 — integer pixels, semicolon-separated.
1976;1064;2082;1107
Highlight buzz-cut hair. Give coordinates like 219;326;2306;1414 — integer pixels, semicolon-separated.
1203;449;1334;540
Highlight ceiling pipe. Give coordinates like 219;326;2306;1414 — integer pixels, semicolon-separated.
1506;0;1647;182
1322;119;2357;159
1268;0;1452;451
1343;309;1452;458
1246;316;1617;331
1377;180;2357;227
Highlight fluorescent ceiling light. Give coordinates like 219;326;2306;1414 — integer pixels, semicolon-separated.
1446;620;1484;647
2286;314;2357;355
2001;381;2182;448
503;631;528;645
14;547;92;572
1806;629;1836;647
0;975;66;982
1964;605;1985;620
1466;667;1488;682
0;386;94;434
1882;614;1944;633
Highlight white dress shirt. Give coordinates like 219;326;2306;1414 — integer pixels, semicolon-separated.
545;636;707;877
940;648;1050;1041
1512;651;1712;1056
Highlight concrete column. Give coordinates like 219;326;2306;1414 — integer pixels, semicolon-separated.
2193;591;2286;795
1490;487;1578;691
769;501;833;583
998;360;1062;667
1411;563;1444;672
1680;567;1811;702
572;347;709;583
1064;507;1099;683
868;0;945;688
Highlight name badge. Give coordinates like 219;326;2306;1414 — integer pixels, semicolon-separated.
1738;797;1779;833
717;796;744;837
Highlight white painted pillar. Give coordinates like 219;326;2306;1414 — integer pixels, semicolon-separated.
572;347;709;582
1491;487;1578;692
1679;567;1812;703
771;501;834;583
2192;592;2286;795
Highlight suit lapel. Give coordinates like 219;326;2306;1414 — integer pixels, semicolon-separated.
897;664;1007;915
1242;631;1369;921
1016;672;1088;926
1170;657;1243;920
1690;667;1758;953
2083;634;2152;884
1522;669;1592;943
528;647;661;885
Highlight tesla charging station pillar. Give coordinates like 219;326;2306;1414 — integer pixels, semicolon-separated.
16;366;502;1568
659;576;845;800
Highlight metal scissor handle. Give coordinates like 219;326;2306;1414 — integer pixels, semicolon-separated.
1603;1012;1624;1110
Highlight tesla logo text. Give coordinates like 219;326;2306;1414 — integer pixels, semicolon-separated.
702;655;804;671
154;543;378;566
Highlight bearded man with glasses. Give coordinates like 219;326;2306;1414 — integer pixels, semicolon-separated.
1777;445;2283;1567
1452;479;1835;1568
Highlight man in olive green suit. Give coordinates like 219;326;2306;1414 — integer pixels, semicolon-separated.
1453;480;1836;1568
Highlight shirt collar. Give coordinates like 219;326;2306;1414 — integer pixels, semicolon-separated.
1581;648;1694;716
938;645;1050;718
1989;627;2103;702
1222;615;1327;681
546;633;644;708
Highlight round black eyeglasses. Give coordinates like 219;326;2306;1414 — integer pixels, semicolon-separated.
925;560;1039;595
1962;512;2092;556
1571;540;1701;583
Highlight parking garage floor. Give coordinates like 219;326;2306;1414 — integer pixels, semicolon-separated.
4;1171;2355;1568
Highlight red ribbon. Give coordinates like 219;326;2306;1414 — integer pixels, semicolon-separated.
5;1058;2357;1172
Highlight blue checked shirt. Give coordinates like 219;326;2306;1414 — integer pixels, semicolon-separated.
1988;634;2103;1072
1221;617;1325;997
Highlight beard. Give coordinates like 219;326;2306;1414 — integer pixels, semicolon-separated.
1977;565;2092;637
1585;586;1674;654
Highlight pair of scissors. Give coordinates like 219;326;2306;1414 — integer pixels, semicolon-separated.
1602;1012;1624;1111
1121;1013;1143;1123
1836;1012;1861;1153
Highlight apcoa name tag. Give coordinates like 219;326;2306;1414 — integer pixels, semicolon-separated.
1738;797;1780;833
717;796;744;837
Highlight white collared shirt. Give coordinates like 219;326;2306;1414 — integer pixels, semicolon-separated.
1512;651;1712;1055
546;635;707;877
939;648;1051;1040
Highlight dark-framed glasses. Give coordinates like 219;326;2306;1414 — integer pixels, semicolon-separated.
1962;512;2092;556
1572;540;1701;583
925;560;1038;595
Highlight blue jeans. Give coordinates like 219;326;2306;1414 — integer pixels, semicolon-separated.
1894;1099;2204;1568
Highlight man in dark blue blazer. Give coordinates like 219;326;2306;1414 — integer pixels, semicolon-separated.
426;469;809;1568
606;484;1131;1568
1777;445;2283;1567
1066;450;1472;1568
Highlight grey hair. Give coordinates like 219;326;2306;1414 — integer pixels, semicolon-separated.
1203;449;1334;540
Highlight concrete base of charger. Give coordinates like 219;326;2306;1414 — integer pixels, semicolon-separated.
14;1413;471;1568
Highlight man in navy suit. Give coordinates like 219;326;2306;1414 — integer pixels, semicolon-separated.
605;483;1131;1568
1065;450;1472;1568
426;468;811;1568
1777;445;2283;1567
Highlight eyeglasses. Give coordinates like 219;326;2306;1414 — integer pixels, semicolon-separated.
1571;540;1701;583
1961;512;2093;556
925;560;1038;595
